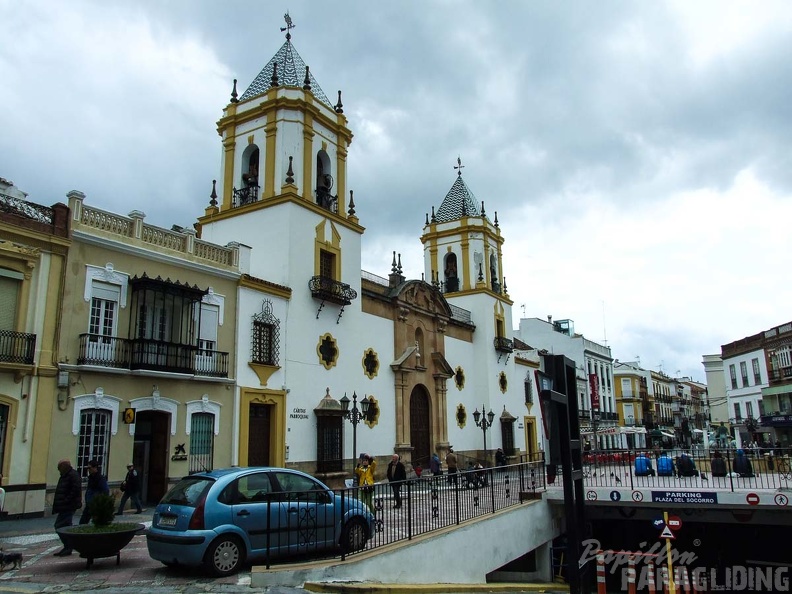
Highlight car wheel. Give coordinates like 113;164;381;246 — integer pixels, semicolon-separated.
204;535;244;577
340;517;368;552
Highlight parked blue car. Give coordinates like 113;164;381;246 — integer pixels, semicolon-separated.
146;467;374;576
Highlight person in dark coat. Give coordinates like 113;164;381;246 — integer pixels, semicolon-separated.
710;450;727;477
386;454;407;508
79;459;109;525
733;449;754;477
495;448;507;469
53;459;82;556
116;463;143;515
429;453;442;476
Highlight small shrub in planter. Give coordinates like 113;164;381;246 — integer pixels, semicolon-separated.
67;494;139;534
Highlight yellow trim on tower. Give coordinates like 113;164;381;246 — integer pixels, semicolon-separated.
461;235;471;290
336;143;347;214
314;220;343;279
264;114;277;199
222;138;236;210
303;114;315;201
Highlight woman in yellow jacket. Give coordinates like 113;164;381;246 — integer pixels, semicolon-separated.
354;454;377;513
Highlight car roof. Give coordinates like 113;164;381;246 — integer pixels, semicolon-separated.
187;466;297;480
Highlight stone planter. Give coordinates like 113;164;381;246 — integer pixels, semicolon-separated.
57;523;145;568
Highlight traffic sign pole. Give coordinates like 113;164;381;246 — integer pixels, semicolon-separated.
663;511;676;594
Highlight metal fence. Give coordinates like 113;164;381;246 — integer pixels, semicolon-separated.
259;459;546;568
548;447;792;492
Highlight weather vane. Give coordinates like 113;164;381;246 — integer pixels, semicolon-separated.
280;11;295;40
454;156;465;177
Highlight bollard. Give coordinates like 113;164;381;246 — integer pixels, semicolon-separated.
596;550;607;594
647;561;656;594
627;555;636;594
680;565;690;594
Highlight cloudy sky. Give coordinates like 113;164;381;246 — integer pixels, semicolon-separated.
3;0;791;381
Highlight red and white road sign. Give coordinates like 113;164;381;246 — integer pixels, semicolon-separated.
667;515;682;531
660;526;675;539
746;492;760;505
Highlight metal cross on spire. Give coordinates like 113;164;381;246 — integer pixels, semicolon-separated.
454;156;465;177
280;11;295;40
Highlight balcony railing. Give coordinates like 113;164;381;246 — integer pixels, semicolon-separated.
0;330;36;365
77;334;229;377
309;276;357;306
232;185;260;208
493;336;514;353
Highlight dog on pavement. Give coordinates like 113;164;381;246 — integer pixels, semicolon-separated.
0;550;23;570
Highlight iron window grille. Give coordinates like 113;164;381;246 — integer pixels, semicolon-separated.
252;300;280;365
316;415;343;473
189;412;214;474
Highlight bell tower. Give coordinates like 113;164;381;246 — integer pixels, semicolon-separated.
420;158;507;300
196;13;363;288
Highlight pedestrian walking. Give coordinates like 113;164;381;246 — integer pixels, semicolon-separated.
386;454;406;508
354;454;377;513
117;463;143;515
53;459;82;556
79;459;109;525
446;448;458;486
430;452;442;476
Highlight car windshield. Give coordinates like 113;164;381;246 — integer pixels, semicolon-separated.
160;476;213;506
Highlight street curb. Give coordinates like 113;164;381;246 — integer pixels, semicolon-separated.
303;583;570;593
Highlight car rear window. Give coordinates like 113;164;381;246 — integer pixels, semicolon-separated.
160;477;213;506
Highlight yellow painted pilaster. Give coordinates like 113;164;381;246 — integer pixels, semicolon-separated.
461;235;471;290
429;239;438;283
222;138;236;210
264;118;277;199
303;115;315;201
336;143;347;214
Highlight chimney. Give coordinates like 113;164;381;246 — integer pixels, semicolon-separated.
547;315;553;324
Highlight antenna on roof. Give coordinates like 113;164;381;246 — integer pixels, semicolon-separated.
280;11;295;40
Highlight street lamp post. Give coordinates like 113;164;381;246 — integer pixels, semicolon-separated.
340;392;370;472
472;404;495;454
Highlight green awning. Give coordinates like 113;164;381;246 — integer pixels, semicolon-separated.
762;385;792;396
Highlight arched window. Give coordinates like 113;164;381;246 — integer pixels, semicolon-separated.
443;253;459;292
234;145;260;207
315;150;336;212
490;254;500;293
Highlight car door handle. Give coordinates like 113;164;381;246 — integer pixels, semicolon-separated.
237;510;251;516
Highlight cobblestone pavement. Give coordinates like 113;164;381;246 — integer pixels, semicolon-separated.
0;513;302;593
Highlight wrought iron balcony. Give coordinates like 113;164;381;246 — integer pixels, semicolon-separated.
77;334;229;377
309;275;358;322
0;330;36;365
309;276;357;306
232;185;260;208
493;336;514;353
78;335;131;368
